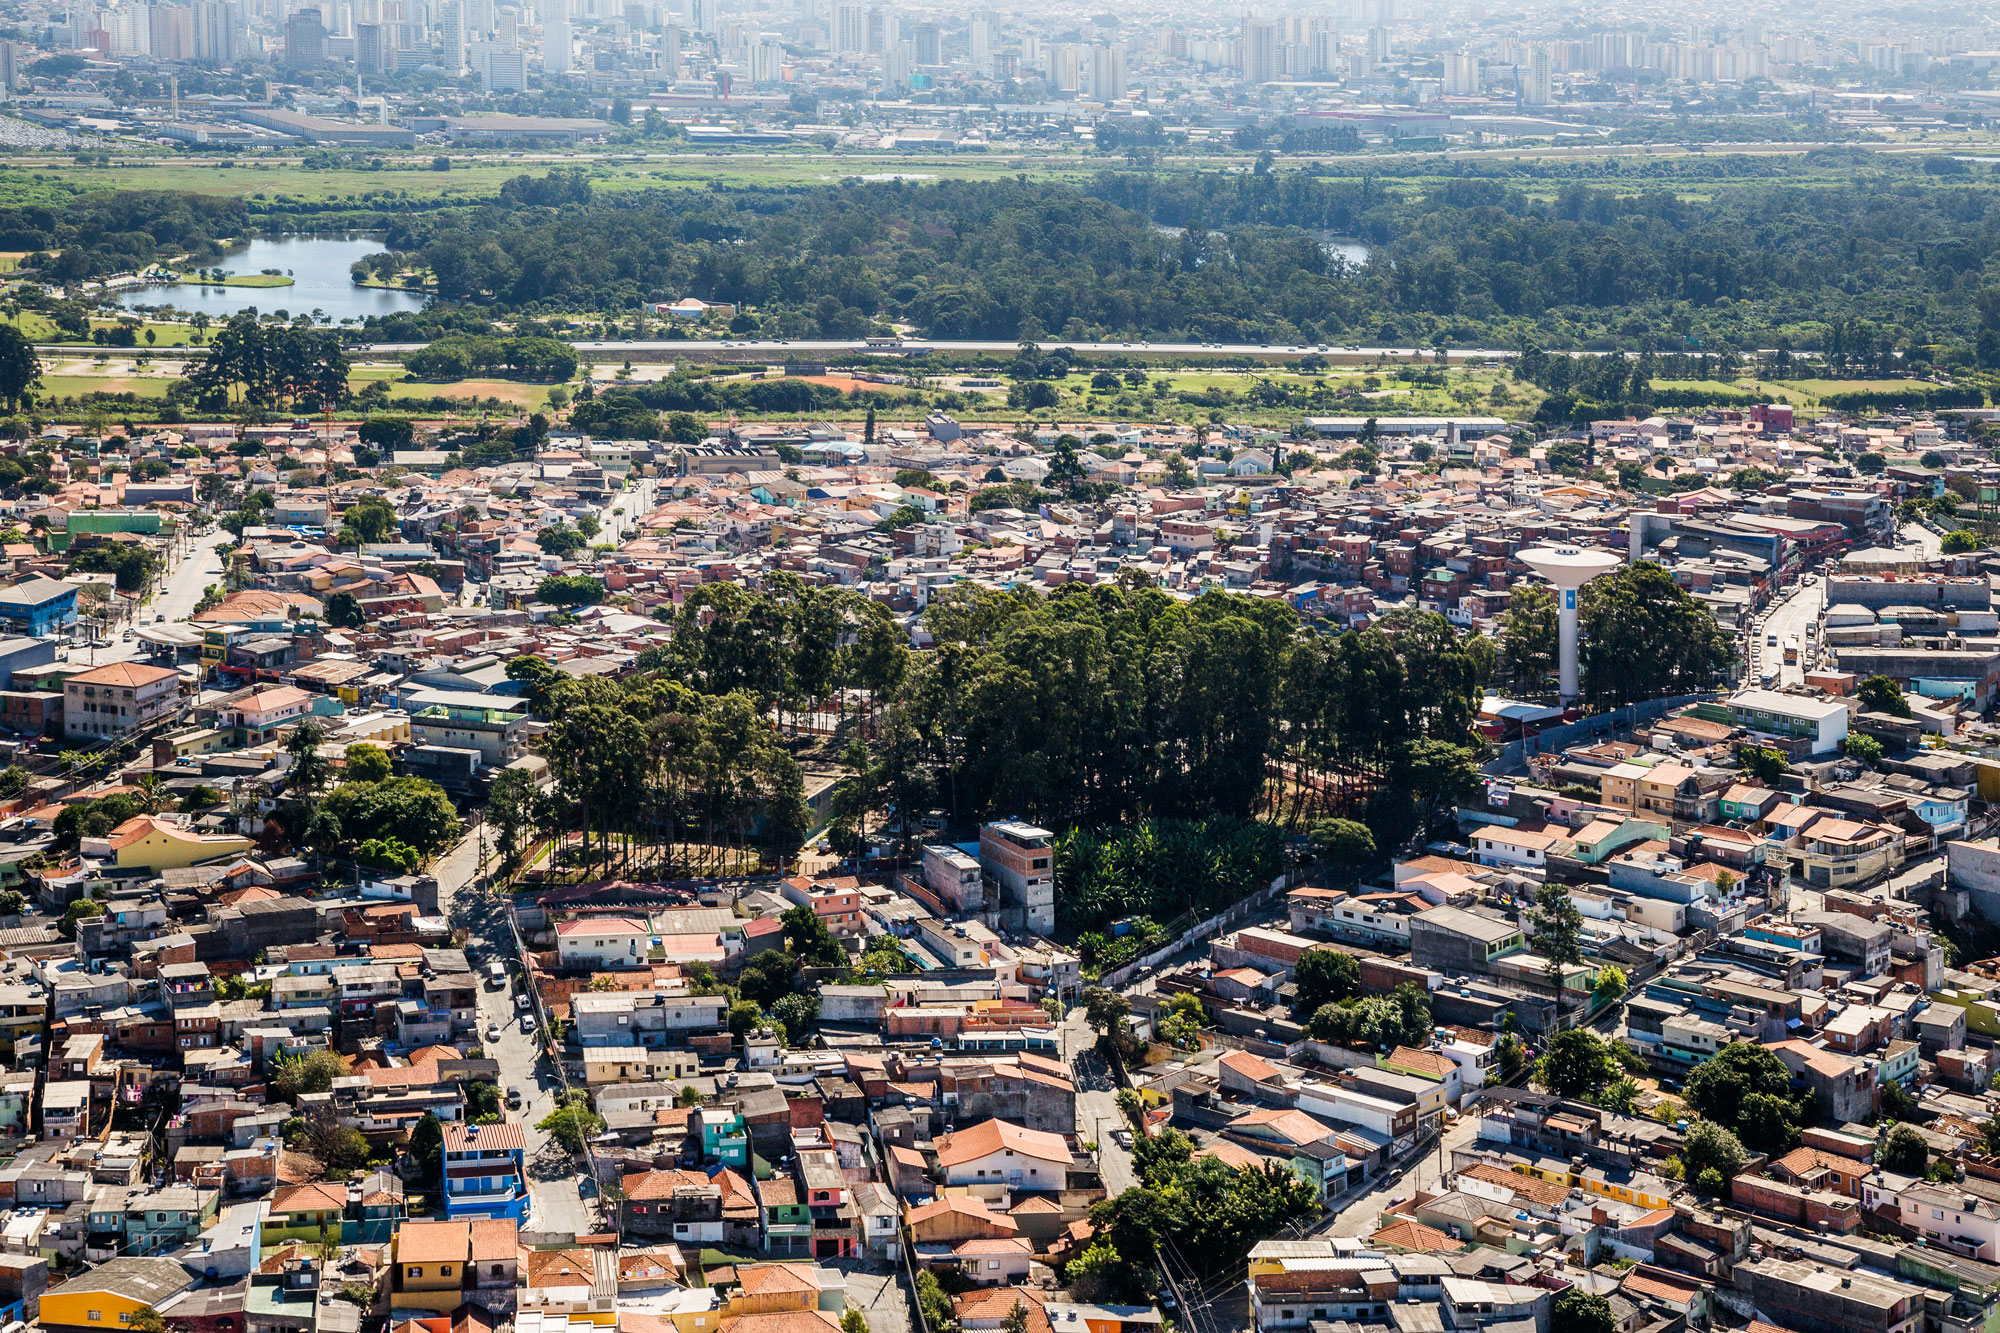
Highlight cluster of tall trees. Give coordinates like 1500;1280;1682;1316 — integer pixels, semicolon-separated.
517;574;1499;878
1072;1125;1320;1302
510;666;815;876
403;334;579;382
509;553;1730;885
336;167;2000;352
182;313;350;411
0;189;243;280
566;376;907;441
1498;564;1735;706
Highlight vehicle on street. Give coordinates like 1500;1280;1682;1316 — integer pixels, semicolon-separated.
506;1087;523;1108
486;961;506;988
1111;1128;1134;1147
485;1023;501;1042
1765;633;1778;646
520;1013;534;1032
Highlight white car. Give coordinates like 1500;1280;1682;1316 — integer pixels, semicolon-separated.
485;1023;501;1043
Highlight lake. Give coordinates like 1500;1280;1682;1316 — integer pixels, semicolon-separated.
114;234;427;323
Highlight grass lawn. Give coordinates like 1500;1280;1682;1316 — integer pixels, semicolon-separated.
3;311;62;340
381;377;553;409
1651;378;1756;395
210;273;295;288
92;320;203;347
1771;377;1941;399
1651;376;1941;407
40;373;173;399
10;151;1083;206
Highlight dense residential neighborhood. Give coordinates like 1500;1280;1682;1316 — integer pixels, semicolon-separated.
0;396;1998;1333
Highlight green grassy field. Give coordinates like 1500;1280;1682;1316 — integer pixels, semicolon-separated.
210;273;294;288
382;378;552;409
1;152;1086;206
40;373;173;399
1651;376;1944;407
3;312;62;340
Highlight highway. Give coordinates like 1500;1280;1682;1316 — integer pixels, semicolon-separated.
357;337;1523;363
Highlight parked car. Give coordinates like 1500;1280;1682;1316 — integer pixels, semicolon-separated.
1111;1128;1134;1148
506;1087;523;1108
485;1023;501;1043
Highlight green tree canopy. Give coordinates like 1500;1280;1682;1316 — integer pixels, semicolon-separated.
1858;674;1913;718
1685;1041;1806;1150
1535;1028;1619;1100
1577;561;1733;706
1292;949;1360;1015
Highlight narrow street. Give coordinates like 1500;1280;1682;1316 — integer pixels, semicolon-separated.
1320;1116;1480;1237
594;475;657;546
1063;1009;1137;1194
436;838;599;1237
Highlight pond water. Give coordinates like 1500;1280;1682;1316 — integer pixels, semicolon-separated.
114;234;427;323
1154;224;1373;267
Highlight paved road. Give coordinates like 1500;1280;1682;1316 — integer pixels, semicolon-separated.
1322;1116;1481;1238
594;475;657;546
1902;520;1944;560
74;527;231;669
433;835;599;1237
352;337;1520;364
1063;1009;1138;1195
1750;577;1825;688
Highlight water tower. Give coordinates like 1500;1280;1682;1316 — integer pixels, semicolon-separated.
1517;546;1622;703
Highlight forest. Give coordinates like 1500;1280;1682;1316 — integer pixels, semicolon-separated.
0;189;244;279
315;166;2000;354
13;161;2000;354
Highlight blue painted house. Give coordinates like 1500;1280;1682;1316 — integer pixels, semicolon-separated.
0;577;79;637
441;1119;529;1221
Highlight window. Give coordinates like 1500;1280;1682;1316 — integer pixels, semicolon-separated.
88;1314;102;1323
441;1266;453;1277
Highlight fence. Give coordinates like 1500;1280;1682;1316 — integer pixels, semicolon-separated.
1094;870;1297;991
1484;692;1719;775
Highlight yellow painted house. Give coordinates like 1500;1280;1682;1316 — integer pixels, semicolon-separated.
394;1220;476;1314
725;1265;835;1317
83;815;254;873
42;1256;194;1333
1509;1159;1674;1210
